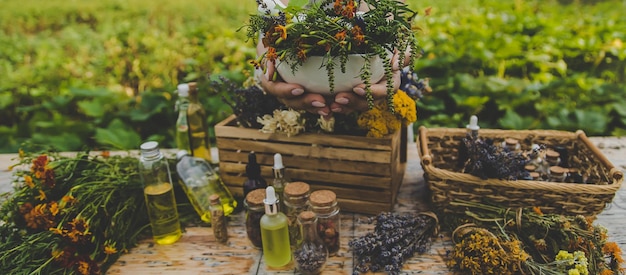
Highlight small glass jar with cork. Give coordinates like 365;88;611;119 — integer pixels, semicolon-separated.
309;190;340;256
244;188;266;248
284;181;311;248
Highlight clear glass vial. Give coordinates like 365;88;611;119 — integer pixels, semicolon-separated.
309;190;340;256
284;181;311;248
293;211;328;275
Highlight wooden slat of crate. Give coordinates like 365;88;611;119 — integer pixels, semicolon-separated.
215;115;407;215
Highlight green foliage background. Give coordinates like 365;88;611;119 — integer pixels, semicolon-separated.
0;0;624;153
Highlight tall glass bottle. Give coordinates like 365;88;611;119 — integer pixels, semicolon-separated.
243;151;267;199
284;181;311;248
293;211;328;275
175;150;237;223
175;85;191;153
260;186;292;268
272;153;289;213
187;82;213;163
138;141;182;245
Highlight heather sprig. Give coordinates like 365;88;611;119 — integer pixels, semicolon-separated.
349;212;437;275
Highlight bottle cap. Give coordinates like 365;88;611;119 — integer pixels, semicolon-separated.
298;211;316;222
273;153;284;170
309;190;336;207
177;83;190;97
284;181;310;197
264;186;278;205
140;141;160;158
245;188;266;207
209;194;220;205
176;150;190;160
466;115;480;131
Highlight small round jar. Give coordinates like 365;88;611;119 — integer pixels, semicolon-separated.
548;166;568;182
545;149;561;167
244;188;266;248
309;190;340;256
502;138;521;152
284;181;311;248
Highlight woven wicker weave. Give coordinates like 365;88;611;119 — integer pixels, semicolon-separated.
417;127;623;217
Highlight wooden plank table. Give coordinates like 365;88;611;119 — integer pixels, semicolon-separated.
1;137;625;274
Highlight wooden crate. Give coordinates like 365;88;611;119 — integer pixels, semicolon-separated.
214;115;407;215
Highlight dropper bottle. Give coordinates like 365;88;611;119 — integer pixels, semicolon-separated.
466;115;480;138
272;153;289;213
260;186;292;268
243;151;267;199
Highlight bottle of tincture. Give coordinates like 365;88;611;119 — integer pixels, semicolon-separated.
293;211;328;275
175;150;237;222
209;194;228;244
178;82;213;163
272;153;289;213
175;84;191;154
138;141;182;245
243;151;268;199
260;186;292;268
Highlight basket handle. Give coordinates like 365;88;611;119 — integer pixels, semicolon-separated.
418;126;432;165
576;130;624;183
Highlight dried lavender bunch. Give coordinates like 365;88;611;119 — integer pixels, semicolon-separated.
210;76;283;129
459;134;530;180
349;212;437;275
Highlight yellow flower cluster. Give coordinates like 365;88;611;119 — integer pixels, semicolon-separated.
357;90;417;138
447;230;529;275
554;250;589;275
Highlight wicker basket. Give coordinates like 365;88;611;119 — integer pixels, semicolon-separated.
417;126;623;217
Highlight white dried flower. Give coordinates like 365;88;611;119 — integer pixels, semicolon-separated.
257;109;306;137
318;115;335;133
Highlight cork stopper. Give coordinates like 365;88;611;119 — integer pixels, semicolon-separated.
309;190;336;207
245;188;266;207
209;194;220;205
545;149;560;160
298;211;316;222
529;172;541;180
284;182;310;197
549;166;567;176
504;138;519;146
524;164;536;172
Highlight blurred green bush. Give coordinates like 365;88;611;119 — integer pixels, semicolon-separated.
0;0;624;153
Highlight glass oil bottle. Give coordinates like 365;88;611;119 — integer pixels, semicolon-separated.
243;151;267;198
138;141;182;245
177;82;212;163
272;153;289;213
209;194;228;244
175;150;237;223
260;186;292;268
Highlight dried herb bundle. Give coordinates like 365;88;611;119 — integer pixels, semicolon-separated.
210;76;282;129
0;151;150;274
458;134;530;180
444;200;624;275
349;212;437;275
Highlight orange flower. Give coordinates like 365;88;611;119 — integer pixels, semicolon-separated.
334;30;347;41
603;242;624;264
43;168;55;188
31;155;48;179
49;201;59;216
297;48;307;61
351;25;365;45
101;151;110;158
265;47;278;62
342;0;356;19
333;0;342;14
77;260;91;275
24;175;35;188
50;227;64;235
532;206;543;216
274;25;287;40
36;189;47;201
104;244;118;255
599;269;614;275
